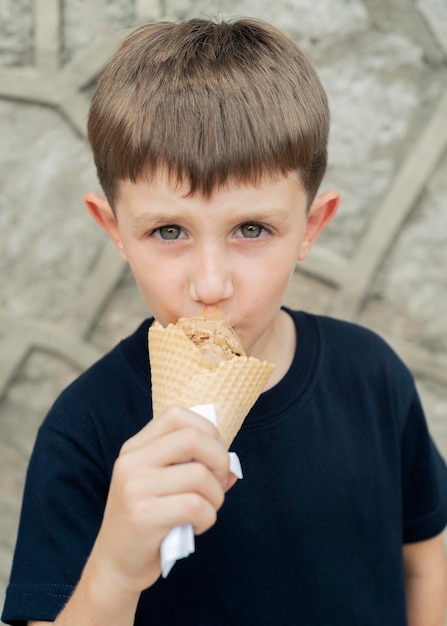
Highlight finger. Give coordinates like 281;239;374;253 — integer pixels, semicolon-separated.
146;427;230;484
152;405;221;441
120;421;230;486
156;492;220;536
133;462;226;511
123;405;220;452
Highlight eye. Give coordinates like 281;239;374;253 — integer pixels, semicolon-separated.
238;223;265;238
155;225;183;240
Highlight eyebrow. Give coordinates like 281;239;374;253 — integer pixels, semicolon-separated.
129;211;175;230
244;208;292;224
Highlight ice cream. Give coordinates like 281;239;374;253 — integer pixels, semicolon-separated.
148;316;274;447
174;317;245;366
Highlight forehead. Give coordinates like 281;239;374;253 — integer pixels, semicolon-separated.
115;169;307;210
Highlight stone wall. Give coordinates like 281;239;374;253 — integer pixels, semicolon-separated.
1;0;447;612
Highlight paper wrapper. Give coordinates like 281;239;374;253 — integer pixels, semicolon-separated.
148;319;274;577
149;320;274;448
160;404;242;578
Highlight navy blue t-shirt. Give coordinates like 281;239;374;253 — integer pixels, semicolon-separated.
2;311;447;625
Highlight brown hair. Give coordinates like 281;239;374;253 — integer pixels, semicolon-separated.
87;17;329;209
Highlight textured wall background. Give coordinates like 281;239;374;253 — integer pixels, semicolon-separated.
1;0;447;614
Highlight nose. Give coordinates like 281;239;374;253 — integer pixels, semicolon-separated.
189;243;233;306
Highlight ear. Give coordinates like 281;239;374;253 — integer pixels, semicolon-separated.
84;192;128;262
297;190;339;261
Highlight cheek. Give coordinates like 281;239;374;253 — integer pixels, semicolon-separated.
243;255;296;310
264;258;297;305
258;250;298;285
133;266;177;298
128;256;186;317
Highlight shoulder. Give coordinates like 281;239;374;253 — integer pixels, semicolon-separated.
312;313;410;375
313;314;395;351
57;318;150;399
81;318;151;388
291;311;418;414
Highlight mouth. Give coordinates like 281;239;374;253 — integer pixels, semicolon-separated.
202;304;225;321
164;308;230;328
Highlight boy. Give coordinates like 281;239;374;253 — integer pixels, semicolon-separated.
2;17;447;626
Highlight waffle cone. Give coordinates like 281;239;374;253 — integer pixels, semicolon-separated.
149;321;274;448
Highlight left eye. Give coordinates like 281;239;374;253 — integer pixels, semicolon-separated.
157;225;183;240
239;223;264;238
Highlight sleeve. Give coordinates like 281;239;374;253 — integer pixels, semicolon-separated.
1;415;109;625
400;389;447;544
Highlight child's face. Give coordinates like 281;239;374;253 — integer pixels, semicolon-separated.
85;171;337;357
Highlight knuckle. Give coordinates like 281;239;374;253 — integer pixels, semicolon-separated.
118;437;133;457
220;450;231;474
190;462;209;485
206;507;218;528
195;506;218;535
120;476;138;504
183;426;203;451
185;493;208;519
213;449;230;482
215;488;225;510
113;452;132;480
155;404;185;430
165;404;185;421
167;404;190;424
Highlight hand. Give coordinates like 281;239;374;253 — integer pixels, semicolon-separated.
90;405;234;595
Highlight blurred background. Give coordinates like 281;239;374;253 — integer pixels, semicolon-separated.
1;0;447;612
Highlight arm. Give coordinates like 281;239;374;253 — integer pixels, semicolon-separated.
28;406;236;626
403;533;447;626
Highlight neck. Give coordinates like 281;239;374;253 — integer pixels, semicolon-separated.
251;309;297;391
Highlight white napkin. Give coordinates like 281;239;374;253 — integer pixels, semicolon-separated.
160;404;243;578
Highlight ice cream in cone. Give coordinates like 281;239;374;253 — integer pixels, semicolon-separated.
149;317;274;447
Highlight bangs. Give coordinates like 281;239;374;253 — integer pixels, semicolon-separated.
111;85;323;199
